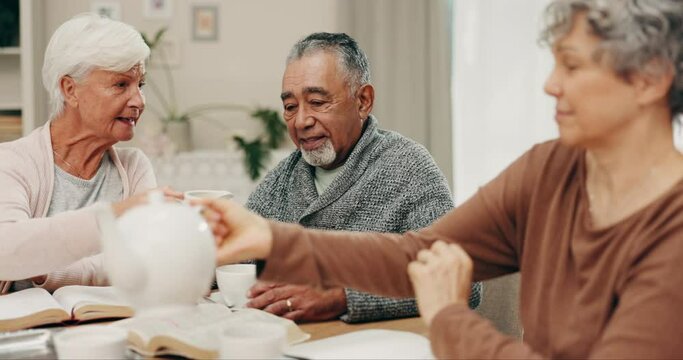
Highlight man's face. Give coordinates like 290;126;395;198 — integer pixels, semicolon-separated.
281;52;365;169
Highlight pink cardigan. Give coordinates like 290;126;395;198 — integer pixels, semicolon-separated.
0;122;156;290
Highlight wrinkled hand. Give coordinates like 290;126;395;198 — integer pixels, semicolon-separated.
194;199;273;265
408;241;473;327
111;186;183;217
246;282;347;323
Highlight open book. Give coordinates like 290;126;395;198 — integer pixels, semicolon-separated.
0;286;132;332
115;304;310;359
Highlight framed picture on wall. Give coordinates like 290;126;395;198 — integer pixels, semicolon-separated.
90;1;122;20
144;0;173;19
192;5;218;41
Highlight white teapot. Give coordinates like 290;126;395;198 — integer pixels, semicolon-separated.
96;191;216;315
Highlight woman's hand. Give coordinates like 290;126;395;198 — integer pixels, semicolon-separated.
194;199;273;266
111;186;183;217
30;275;47;285
408;241;473;327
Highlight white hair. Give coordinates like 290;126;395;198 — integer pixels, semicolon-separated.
42;13;150;120
287;32;371;95
301;138;337;167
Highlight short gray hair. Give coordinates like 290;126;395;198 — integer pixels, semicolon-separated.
287;32;371;93
540;0;683;114
42;13;150;120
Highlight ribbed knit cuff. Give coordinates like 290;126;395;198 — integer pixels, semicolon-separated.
33;269;83;293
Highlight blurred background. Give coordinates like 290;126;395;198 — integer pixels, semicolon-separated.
0;0;558;201
0;0;562;337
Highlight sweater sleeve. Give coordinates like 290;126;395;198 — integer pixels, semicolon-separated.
34;254;108;292
340;172;485;323
342;282;482;323
122;148;158;193
32;148;158;288
259;145;535;296
429;304;542;359
257;148;538;356
0;205;103;280
0;145;106;280
427;225;683;359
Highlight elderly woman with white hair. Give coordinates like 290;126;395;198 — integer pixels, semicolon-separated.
0;14;175;294
195;0;683;358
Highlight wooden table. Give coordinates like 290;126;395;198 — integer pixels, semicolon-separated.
5;316;428;359
299;316;428;342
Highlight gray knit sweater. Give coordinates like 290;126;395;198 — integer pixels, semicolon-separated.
246;116;481;323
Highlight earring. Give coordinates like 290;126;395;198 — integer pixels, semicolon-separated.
673;113;683;154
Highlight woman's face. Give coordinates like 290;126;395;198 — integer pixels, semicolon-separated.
544;14;640;148
72;64;145;143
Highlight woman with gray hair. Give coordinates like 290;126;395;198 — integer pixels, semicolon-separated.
0;14;177;293
196;0;683;358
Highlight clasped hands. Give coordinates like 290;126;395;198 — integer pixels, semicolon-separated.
408;241;473;326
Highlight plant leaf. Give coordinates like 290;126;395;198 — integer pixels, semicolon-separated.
233;136;271;180
153;27;167;46
251;108;287;149
141;32;152;47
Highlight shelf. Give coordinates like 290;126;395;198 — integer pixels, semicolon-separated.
0;47;21;55
0;103;22;111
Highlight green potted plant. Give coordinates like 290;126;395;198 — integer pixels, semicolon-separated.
141;28;286;180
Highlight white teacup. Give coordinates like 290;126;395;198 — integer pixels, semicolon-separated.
215;264;256;308
219;322;286;359
184;189;233;201
53;326;128;359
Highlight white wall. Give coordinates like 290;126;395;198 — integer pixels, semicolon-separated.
452;0;557;204
42;0;341;149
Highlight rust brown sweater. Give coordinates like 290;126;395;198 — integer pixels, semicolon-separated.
260;140;683;359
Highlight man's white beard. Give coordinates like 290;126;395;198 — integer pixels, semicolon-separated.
301;138;336;167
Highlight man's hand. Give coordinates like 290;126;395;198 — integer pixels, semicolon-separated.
407;241;472;327
195;199;273;265
246;282;347;323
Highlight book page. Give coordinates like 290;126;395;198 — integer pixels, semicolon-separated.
52;286;130;315
0;288;64;321
115;303;234;356
229;308;311;345
285;329;434;359
115;304;310;358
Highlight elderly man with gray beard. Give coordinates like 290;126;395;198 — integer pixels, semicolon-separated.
244;32;481;323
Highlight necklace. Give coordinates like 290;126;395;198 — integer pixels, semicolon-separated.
52;148;85;179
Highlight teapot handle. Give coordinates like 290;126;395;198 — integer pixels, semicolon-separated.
148;190;164;204
96;205;146;293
